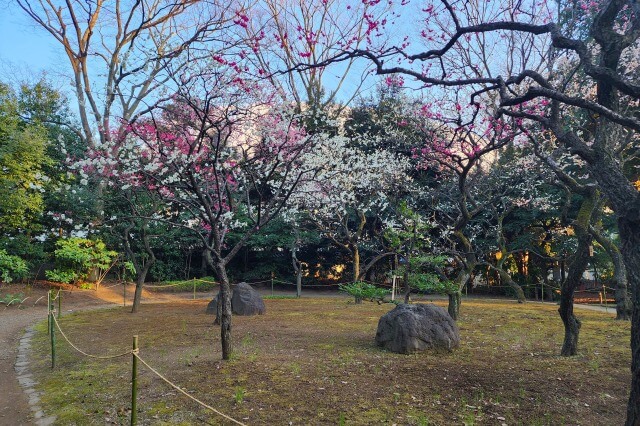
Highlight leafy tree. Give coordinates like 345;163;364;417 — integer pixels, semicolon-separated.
0;250;29;283
0;83;50;234
45;238;117;286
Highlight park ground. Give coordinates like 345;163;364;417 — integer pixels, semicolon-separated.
0;284;625;426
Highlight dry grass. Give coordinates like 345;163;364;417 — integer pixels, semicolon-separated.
29;297;630;425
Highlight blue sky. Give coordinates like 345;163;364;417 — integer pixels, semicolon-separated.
0;3;62;81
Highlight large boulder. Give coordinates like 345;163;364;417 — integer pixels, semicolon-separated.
231;282;266;316
375;303;459;354
205;283;266;318
206;294;220;315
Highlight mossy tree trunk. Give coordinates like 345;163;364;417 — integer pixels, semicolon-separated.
590;225;631;321
559;193;596;356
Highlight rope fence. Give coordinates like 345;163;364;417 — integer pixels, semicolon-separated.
46;303;247;426
51;314;133;360
133;352;247;426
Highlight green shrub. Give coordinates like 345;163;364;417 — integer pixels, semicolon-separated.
0;249;28;283
339;282;389;304
0;292;25;305
45;238;117;285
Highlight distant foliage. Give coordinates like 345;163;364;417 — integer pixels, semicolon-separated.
339;281;389;303
45;238;117;284
0;249;28;283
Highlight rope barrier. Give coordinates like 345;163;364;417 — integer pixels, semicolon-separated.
143;281;192;288
193;279;217;285
51;314;133;360
132;353;247;426
2;297;27;307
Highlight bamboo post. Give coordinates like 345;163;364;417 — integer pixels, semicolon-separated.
603;286;608;312
541;280;545;303
58;290;62;319
123;282;126;307
271;277;274;296
131;335;138;426
193;278;196;300
50;310;56;369
47;290;51;335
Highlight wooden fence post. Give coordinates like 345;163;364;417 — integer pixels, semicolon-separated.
50;310;56;369
47;290;51;335
131;335;138;426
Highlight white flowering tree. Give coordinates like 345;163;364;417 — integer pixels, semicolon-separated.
287;135;410;282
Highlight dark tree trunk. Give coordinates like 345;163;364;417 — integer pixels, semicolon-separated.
559;195;595;356
296;269;302;298
214;262;233;360
559;243;590;356
131;274;145;314
291;240;302;298
131;259;154;314
620;218;640;426
590;223;631;320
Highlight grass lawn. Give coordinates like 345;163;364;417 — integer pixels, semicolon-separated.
30;298;630;425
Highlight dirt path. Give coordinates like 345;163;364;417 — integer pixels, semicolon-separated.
0;286;127;426
0;304;47;426
0;283;210;425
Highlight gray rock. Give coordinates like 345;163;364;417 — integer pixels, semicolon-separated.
205;293;220;315
231;282;266;316
205;283;265;318
375;303;459;354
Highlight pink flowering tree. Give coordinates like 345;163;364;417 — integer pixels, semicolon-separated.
77;67;323;359
410;102;523;318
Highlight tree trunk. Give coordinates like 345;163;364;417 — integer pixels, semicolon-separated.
296;269;302;298
619;218;640;426
558;244;589;356
214;262;233;360
612;249;632;321
131;274;145;314
559;195;594;356
403;259;411;304
559;292;581;357
448;290;461;320
591;224;631;320
448;268;472;320
353;245;360;282
495;265;526;303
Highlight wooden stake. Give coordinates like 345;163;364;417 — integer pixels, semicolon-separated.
131;335;138;426
47;291;51;335
50;311;56;369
